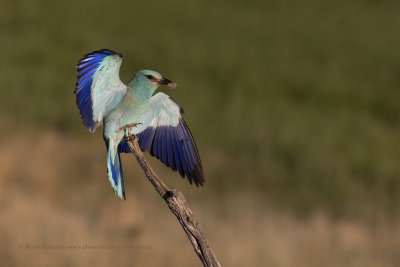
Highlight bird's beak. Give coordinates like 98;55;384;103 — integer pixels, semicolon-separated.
158;77;177;89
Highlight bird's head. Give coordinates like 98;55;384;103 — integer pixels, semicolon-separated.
132;70;177;91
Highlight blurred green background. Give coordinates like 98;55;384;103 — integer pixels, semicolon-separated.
1;0;399;266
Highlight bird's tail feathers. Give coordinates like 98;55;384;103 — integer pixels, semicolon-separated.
107;142;125;199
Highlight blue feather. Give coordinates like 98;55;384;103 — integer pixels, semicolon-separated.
109;153;119;187
171;130;184;177
107;142;125;199
157;128;164;163
141;127;156;151
156;129;162;160
166;129;176;170
118;141;131;153
160;128;169;167
179;122;195;172
175;131;191;182
151;128;159;157
75;49;122;131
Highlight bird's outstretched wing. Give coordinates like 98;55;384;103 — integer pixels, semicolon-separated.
75;49;127;132
119;92;205;186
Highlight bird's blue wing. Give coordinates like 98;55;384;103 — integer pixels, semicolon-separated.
75;49;127;132
118;93;205;186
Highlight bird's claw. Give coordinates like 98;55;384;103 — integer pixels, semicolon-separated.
117;122;142;133
117;123;142;140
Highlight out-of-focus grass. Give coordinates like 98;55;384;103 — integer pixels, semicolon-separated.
1;130;400;267
1;0;400;217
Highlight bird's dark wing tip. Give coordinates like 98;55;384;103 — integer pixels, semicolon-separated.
192;167;205;187
82;49;123;60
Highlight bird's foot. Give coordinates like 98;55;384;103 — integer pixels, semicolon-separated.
117;123;142;140
117;122;142;133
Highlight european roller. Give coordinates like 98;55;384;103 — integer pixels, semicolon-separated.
74;49;204;199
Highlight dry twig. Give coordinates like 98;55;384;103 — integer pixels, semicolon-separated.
126;133;221;267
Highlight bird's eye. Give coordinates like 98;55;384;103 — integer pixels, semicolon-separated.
145;75;154;80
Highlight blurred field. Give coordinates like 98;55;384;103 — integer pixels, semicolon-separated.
1;129;400;267
1;0;400;266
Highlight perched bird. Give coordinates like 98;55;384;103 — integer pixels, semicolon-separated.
74;49;204;199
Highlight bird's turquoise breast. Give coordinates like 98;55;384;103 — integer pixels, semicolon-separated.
103;87;153;141
118;94;150;126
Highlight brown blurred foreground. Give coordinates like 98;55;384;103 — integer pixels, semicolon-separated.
0;128;399;267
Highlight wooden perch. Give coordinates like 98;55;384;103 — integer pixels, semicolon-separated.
126;133;221;267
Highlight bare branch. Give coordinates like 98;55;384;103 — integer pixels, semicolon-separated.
126;133;221;267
